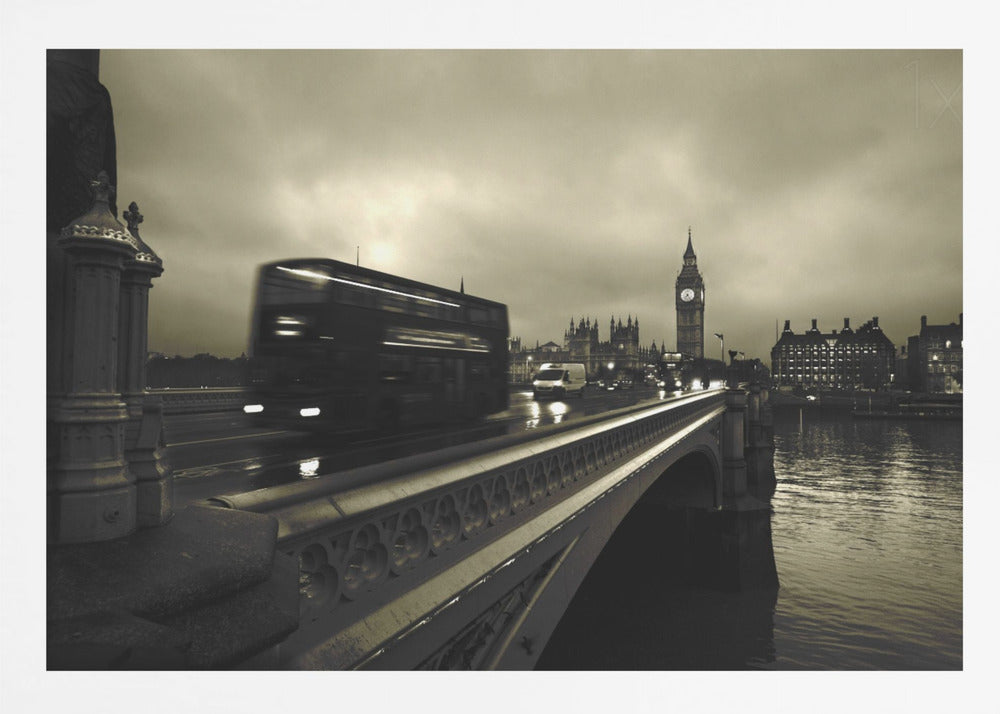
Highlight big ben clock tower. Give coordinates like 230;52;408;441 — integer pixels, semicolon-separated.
675;228;705;359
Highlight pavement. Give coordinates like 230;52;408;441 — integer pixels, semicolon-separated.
47;504;300;669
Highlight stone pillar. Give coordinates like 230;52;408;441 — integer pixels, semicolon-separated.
744;382;776;499
682;506;778;591
760;384;773;443
119;202;172;527
49;172;140;543
47;49;117;404
721;388;747;503
747;383;762;445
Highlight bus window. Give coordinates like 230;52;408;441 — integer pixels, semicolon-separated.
375;288;410;314
443;357;464;403
336;282;372;308
415;356;443;384
262;275;328;305
468;306;490;325
471;362;489;382
259;307;319;343
379;353;413;384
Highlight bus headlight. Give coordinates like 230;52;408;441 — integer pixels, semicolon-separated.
244;404;264;414
300;407;321;417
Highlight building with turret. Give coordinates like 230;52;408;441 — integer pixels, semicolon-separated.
771;316;896;390
561;314;656;378
508;315;662;383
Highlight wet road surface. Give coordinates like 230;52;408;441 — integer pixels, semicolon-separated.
168;386;674;507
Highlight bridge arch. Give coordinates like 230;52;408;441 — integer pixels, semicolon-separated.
231;390;760;670
533;445;727;666
643;447;722;510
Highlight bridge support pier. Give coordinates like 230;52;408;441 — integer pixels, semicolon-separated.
680;502;778;591
722;388;748;501
745;383;776;499
682;384;776;591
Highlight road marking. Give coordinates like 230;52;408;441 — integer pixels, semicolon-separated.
170;430;289;447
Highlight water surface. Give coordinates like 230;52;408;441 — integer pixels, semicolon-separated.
537;408;962;670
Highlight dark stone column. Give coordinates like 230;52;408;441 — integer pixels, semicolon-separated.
721;389;747;503
684;506;779;591
119;202;172;527
47;49;133;543
47;50;117;234
745;383;776;499
46;49;301;668
747;383;761;443
48;50;111;412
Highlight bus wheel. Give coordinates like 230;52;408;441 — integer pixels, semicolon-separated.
375;400;399;433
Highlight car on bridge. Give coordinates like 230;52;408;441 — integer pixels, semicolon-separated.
532;363;587;399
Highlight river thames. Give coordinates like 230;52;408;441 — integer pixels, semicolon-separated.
537;406;963;670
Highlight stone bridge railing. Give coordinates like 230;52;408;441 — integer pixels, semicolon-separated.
148;387;247;414
212;388;728;669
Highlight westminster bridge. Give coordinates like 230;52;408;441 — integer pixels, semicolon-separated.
48;380;776;670
45;50;776;670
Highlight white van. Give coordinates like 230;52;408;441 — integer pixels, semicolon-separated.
532;362;588;399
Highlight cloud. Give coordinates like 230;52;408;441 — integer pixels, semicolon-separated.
99;50;962;362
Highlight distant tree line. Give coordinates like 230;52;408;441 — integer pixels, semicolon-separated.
146;354;249;388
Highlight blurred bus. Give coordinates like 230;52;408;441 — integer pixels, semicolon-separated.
244;258;509;433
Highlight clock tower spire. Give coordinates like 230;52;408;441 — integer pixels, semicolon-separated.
675;227;705;359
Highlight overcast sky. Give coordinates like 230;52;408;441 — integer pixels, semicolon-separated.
99;49;961;362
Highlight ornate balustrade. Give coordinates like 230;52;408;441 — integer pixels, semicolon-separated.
219;388;728;669
149;387;248;414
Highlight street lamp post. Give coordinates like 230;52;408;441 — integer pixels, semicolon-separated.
714;333;724;363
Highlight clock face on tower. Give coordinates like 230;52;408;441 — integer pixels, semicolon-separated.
680;288;695;302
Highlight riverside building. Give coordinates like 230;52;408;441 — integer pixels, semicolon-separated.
770;317;896;390
905;314;963;394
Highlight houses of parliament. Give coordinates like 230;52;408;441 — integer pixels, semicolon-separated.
509;230;706;381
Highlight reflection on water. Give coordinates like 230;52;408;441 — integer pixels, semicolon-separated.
768;409;962;669
536;409;962;670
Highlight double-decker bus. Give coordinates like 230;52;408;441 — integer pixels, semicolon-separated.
244;258;509;433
